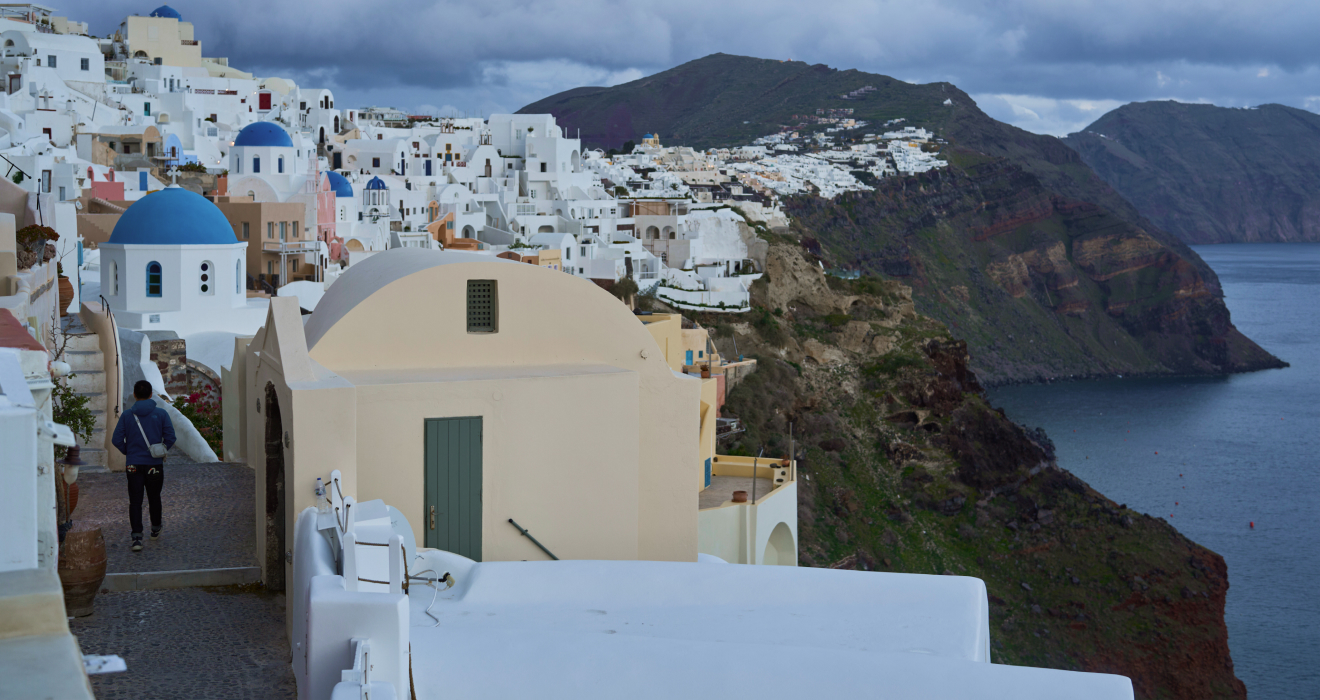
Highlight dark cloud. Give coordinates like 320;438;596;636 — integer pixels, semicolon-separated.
67;0;1320;134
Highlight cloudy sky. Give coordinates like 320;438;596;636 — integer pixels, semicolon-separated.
70;0;1320;135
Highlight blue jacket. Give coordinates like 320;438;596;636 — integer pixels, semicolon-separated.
112;400;177;466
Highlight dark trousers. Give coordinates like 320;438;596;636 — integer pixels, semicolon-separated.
126;465;164;535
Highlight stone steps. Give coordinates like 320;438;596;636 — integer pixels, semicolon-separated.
57;327;111;469
63;349;102;372
78;446;107;467
58;332;101;354
67;369;104;395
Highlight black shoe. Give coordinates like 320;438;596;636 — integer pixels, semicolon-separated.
131;536;143;552
151;526;161;539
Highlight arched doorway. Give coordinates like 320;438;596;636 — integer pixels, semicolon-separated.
334;115;340;132
264;383;287;591
319;127;325;144
762;522;796;566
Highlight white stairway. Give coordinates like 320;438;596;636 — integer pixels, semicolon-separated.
59;330;110;468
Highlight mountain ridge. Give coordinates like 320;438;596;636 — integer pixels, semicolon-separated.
521;54;1282;383
1063;101;1320;243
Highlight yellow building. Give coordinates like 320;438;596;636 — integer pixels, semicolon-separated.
640;312;794;565
226;250;709;588
116;7;230;69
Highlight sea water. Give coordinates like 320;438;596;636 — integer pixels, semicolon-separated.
989;243;1320;699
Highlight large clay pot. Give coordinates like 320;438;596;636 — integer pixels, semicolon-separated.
58;526;106;617
57;276;73;316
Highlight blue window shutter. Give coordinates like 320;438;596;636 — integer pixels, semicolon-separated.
685;350;693;365
704;458;711;488
139;171;147;190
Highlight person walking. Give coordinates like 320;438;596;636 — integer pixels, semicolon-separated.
111;380;177;552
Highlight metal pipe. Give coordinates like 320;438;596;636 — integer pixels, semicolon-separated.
507;518;558;560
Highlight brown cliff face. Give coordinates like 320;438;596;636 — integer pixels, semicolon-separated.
694;245;1245;699
784;157;1285;384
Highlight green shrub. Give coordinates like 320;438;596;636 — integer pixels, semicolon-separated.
753;307;788;346
52;375;95;453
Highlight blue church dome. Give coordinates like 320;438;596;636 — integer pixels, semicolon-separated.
326;171;353;198
108;189;238;246
234;122;293;148
149;5;181;19
365;176;387;191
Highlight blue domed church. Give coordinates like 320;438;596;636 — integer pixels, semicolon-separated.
100;188;270;335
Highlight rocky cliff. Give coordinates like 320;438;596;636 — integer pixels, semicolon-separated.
1064;101;1320;243
687;244;1246;699
783;155;1284;384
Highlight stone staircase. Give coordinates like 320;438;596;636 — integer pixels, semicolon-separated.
58;327;111;469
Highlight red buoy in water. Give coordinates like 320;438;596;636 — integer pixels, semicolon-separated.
1250;522;1255;529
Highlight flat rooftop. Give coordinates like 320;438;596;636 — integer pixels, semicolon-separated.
699;475;775;510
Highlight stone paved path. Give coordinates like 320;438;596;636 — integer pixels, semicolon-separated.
68;449;292;698
73;447;258;573
70;586;296;700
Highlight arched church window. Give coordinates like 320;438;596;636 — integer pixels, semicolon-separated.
200;261;213;295
146;262;162;297
278;156;284;174
235;259;242;294
253;156;260;174
110;260;119;296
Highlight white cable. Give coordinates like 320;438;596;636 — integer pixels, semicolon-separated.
408;568;445;626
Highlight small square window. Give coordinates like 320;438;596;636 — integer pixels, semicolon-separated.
372;157;380;168
466;280;498;333
80;57;89;71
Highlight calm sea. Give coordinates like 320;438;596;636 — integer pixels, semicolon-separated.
989;243;1320;700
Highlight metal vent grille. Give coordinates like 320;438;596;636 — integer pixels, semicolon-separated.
467;280;497;333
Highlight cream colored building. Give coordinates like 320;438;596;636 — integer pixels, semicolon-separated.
116;8;230;70
225;250;707;589
119;15;199;67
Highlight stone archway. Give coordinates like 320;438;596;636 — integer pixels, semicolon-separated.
264;383;287;591
762;522;796;566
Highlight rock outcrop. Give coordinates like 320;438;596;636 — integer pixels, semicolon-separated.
695;244;1245;699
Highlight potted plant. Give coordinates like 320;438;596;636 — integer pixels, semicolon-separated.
14;224;57;271
52;374;102;617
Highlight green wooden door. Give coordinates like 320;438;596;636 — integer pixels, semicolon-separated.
424;417;483;560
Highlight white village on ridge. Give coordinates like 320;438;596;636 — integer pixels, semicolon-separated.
0;5;1132;699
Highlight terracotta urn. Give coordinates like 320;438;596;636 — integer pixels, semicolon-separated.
57;276;73;316
58;525;106;617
